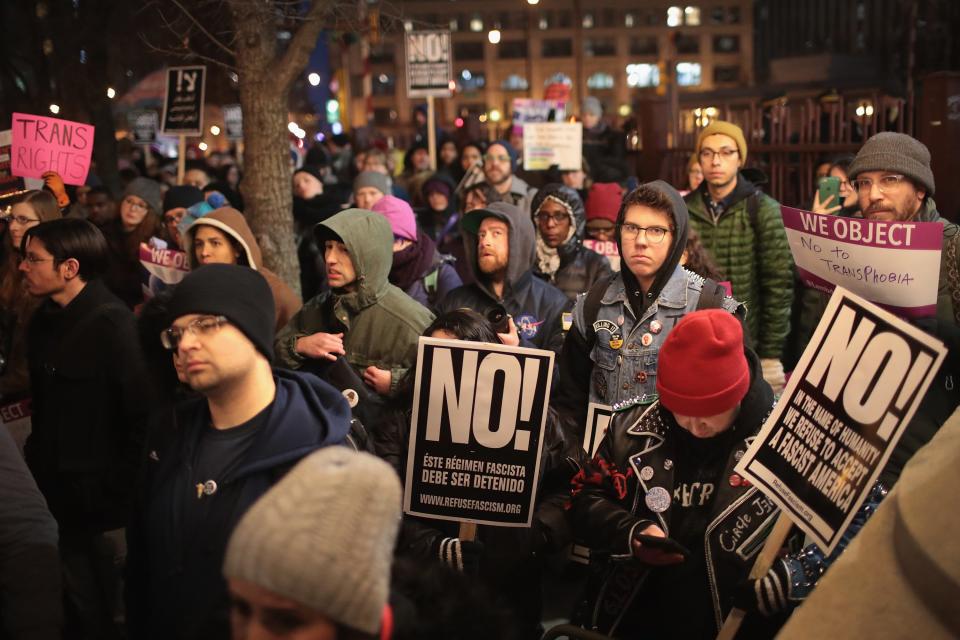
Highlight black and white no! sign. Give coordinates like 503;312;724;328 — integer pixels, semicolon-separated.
405;31;453;98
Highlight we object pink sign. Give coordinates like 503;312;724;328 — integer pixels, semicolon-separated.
10;113;94;185
781;206;942;318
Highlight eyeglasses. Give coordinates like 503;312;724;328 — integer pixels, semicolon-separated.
1;214;41;226
19;255;54;265
620;223;672;244
123;197;148;212
535;211;568;225
483;154;511;164
850;174;907;195
699;148;739;162
160;315;229;351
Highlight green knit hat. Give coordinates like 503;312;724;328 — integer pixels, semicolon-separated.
848;132;935;195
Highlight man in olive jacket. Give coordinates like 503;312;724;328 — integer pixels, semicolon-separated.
684;121;794;394
275;209;434;395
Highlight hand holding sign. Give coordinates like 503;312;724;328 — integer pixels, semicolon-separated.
11;113;94;186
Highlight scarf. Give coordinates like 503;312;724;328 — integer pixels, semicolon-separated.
390;230;437;292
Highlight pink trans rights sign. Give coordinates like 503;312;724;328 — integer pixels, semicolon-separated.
10;113;94;186
781;206;942;318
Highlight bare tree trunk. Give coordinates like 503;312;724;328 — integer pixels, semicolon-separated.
229;0;301;291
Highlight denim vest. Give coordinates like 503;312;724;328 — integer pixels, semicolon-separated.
573;266;741;407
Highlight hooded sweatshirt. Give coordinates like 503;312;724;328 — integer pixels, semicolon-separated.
126;369;351;640
185;208;302;332
437;202;571;354
274;209;434;393
531;184;613;302
554;181;743;426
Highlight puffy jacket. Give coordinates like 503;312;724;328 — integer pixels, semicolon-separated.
685;175;794;359
570;349;784;638
275;209;435;393
437;202;571;355
531;184;614;302
184;207;302;332
125;369;351;640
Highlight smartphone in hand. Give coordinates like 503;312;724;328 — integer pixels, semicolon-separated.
817;176;841;209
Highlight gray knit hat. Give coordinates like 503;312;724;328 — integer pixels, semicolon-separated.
123;177;163;214
848;132;935;195
354;170;391;197
223;447;401;634
582;96;603;117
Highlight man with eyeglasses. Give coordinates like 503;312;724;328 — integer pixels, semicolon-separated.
21;218;155;638
555;182;743;430
847;132;959;323
481;140;538;217
530;183;613;302
684;121;794;394
126;264;352;640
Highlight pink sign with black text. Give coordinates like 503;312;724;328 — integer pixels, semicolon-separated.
782;207;942;318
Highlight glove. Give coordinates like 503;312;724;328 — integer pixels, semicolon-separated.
435;537;484;576
761;358;786;395
42;171;70;208
732;559;792;616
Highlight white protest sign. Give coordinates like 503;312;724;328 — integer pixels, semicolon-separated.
735;287;946;554
223;104;243;141
583;239;620;271
511;98;567;135
782;206;942;318
405;31;452;98
522;122;582;171
403;337;554;527
584;402;612;456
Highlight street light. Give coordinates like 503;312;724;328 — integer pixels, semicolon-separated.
488;28;501;44
527;0;539;4
489;109;502;122
49;104;60;114
308;72;321;86
210;125;221;136
106;87;116;99
198;142;208;151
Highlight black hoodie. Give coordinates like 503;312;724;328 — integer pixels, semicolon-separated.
531;183;614;302
437;201;572;354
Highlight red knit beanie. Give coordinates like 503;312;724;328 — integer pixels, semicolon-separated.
656;310;749;417
585;183;624;223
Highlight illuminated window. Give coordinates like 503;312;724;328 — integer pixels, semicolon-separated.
626;63;660;88
582;13;594;28
624;13;635;27
684;6;701;26
667;6;682;27
676;62;702;86
469;16;483;32
587;72;615;89
501;74;529;91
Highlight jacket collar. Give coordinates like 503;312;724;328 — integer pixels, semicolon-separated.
600;266;689;314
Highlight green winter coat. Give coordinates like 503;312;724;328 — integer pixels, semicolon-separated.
275;209;434;392
685;176;794;359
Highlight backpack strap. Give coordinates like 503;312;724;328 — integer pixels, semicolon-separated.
695;277;726;311
583;273;616;347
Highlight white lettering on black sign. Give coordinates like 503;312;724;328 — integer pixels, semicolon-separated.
404;338;554;527
736;287;946;554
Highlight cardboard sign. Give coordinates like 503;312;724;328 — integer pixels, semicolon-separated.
10;113;94;185
0;129;25;197
522;122;582;171
584;403;613;456
223;104;243;140
161;66;206;135
736;287;946;554
782;207;942;318
511;98;567;135
583;239;620;271
139;242;190;298
405;31;453;98
404;338;555;527
129;110;159;145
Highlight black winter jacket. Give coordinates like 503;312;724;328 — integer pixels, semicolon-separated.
570;349;787;638
531;184;614;303
25;279;154;533
438;202;572;355
125;370;351;640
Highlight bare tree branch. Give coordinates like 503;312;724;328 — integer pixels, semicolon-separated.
139;32;238;73
270;0;331;92
166;0;237;58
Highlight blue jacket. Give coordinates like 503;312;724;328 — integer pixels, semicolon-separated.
126;369;351;640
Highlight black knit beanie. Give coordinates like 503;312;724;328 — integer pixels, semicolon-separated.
163;185;205;213
166;264;276;361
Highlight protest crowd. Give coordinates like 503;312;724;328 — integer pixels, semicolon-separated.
2;91;960;640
